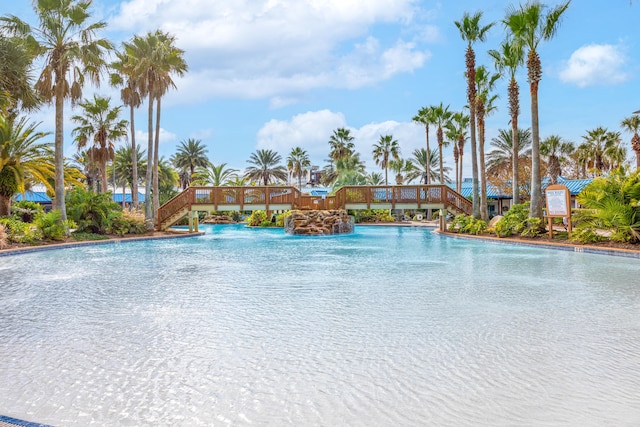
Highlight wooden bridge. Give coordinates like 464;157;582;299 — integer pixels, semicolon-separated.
157;184;472;231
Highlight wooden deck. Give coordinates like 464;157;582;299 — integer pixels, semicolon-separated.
157;185;472;230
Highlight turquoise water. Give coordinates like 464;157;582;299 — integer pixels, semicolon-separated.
1;224;639;426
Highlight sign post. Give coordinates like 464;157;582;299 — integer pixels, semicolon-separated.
545;184;571;238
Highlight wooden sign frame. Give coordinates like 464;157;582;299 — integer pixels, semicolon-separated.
545;184;572;238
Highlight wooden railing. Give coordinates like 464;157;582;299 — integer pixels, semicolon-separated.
157;184;471;229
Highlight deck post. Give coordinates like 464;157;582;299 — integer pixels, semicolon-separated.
188;210;194;232
439;208;447;232
194;211;199;233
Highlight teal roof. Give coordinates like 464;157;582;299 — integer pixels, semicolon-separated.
449;177;594;199
448;181;510;199
13;191;52;203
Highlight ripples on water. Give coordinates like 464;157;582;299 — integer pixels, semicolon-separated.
1;224;639;426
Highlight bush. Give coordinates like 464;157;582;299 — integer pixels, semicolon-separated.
570;228;603;244
11;200;44;223
247;210;268;226
494;202;530;237
0;223;7;249
0;217;41;244
34;210;75;241
450;214;486;235
66;187;122;234
354;209;395;223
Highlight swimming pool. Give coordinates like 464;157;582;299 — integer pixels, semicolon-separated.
1;224;639;425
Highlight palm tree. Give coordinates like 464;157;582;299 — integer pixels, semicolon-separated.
366;171;385;186
582;127;623;174
0;35;39;114
192;163;239;186
0;116;54;216
127;30;187;226
475;66;500;220
455;11;494;218
445;111;470;191
244;149;288;185
287;147;311;188
489;38;525;204
71;95;128;193
431;103;453;185
412;106;436;184
332;153;367;188
372;134;401;186
505;0;570;220
328;128;355;162
487;128;532;200
388;158;415;185
113;143;147;202
171;139;209;189
540;135;574;184
111;48;143;208
1;0;113;221
621;115;640;169
71;149;100;192
407;148;447;185
157;156;180;205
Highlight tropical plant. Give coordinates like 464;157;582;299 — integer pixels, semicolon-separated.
0;222;7;248
1;0;113;221
431;103;453;185
328;128;355;162
621;115;640;170
0;35;39;114
407;148;450;184
487;128;532;198
332;153;368;187
157;157;180;205
505;0;570;221
71;95;128;193
287;147;311;188
494;202;531;237
34;209;75;240
171;138;209;189
455;11;494;218
540;135;574;184
66;187;120;234
192;162;239;186
372;134;401;186
0;116;54;216
111;48;143;207
412;106;436;184
574;167;640;243
244;149;288;185
450;214;487;235
388;158;415;185
489;38;525;204
366;171;385;186
581;127;624;174
113;143;147;203
10;200;43;223
475;65;500;221
445;111;470;191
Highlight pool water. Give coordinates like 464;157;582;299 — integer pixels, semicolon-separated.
1;224;639;426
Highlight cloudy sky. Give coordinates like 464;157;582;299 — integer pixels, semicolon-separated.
5;0;639;179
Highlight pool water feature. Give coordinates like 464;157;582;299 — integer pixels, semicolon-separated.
1;224;639;426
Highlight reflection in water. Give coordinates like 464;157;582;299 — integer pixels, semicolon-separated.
1;224;639;426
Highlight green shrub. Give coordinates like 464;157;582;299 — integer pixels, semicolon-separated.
247;210;268;226
11;200;44;223
354;209;394;223
0;217;41;243
494;202;530;237
274;211;290;227
570;228;603;244
0;223;7;249
34;210;75;241
450;214;486;235
520;217;543;237
66;187;122;234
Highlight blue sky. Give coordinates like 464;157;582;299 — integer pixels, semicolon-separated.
5;0;640;180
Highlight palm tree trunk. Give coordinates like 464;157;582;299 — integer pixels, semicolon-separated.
101;160;108;194
425;126;430;185
529;81;543;220
466;46;480;219
153;96;161;223
54;80;67;221
479;119;488;221
510;78;520;205
144;91;154;230
130;104;139;208
0;194;10;217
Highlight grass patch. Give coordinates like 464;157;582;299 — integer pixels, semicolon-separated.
72;232;110;241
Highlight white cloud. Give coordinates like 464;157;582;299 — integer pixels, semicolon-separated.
109;0;431;104
559;43;629;87
135;128;179;147
256;110;347;161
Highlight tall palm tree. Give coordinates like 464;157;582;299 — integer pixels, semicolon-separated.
328;128;355;162
127;30;187;226
475;66;500;220
111;48;143;208
445;111;470;191
113;143;147;202
372;134;401;186
388;158;415;185
412;106;436;184
505;0;570;220
455;11;494;218
487;128;532;200
192;163;239;186
407;148;450;184
332;153;367;188
431;103;453;185
0;35;39;115
0;116;54;216
1;0;113;221
71;95;128;193
582;127;623;174
621;115;640;169
540;135;574;184
287;147;311;189
171;138;209;189
244;149;288;185
489;38;525;204
71;149;100;192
